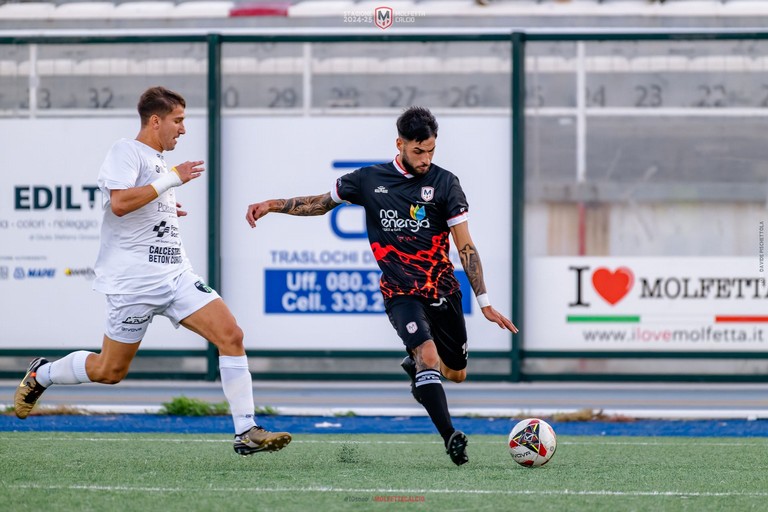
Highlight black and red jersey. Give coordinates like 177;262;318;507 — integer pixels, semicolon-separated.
331;158;469;300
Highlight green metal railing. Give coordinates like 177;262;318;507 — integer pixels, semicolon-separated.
2;29;768;382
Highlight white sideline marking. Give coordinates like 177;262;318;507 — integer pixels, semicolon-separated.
2;403;767;419
5;483;768;498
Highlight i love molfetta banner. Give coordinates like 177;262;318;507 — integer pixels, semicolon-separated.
526;257;768;352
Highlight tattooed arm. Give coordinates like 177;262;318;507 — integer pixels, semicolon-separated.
453;222;487;299
246;192;340;228
449;221;518;333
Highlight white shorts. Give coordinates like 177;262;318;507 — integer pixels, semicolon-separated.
105;270;221;343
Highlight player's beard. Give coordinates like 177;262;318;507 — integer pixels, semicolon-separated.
401;153;429;176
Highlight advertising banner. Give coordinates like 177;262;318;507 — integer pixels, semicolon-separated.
526;257;768;352
0;118;209;349
221;116;512;351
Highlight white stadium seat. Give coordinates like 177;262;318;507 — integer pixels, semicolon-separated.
0;2;56;20
53;2;116;20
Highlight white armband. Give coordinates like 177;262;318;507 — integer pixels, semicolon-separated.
151;167;183;196
476;293;491;308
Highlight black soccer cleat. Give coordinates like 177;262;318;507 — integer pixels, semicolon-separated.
233;425;292;456
14;357;49;419
400;356;422;404
446;430;469;466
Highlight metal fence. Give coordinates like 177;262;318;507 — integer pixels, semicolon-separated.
2;29;767;381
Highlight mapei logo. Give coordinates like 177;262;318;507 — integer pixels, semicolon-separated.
29;268;56;278
13;267;56;279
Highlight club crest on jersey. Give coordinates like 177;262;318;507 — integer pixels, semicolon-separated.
421;187;434;202
374;6;393;30
195;280;213;293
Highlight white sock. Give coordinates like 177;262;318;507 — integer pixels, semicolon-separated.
219;355;256;434
36;351;94;387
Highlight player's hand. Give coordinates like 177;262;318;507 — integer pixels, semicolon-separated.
481;306;518;333
245;201;272;228
173;161;205;183
176;202;188;217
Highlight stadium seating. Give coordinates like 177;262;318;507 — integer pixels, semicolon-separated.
1;0;768;26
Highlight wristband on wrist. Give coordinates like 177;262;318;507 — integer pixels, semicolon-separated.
476;293;491;308
151;167;183;197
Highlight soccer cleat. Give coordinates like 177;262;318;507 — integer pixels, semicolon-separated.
14;357;49;419
446;430;469;466
233;425;292;456
400;355;422;404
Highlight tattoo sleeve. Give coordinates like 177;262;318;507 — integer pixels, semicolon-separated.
458;243;487;297
276;193;339;216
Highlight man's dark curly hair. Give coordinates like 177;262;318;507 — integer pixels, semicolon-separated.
396;106;438;142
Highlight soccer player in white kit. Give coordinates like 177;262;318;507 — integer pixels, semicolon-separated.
14;86;291;456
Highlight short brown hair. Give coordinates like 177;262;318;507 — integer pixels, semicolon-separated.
137;86;186;126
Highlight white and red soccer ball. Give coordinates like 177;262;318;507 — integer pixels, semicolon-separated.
508;418;557;467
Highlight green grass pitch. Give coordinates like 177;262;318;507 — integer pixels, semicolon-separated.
1;432;767;511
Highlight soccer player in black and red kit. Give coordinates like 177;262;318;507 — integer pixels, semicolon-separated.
246;106;517;465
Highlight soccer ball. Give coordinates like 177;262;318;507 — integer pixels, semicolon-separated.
508;418;557;467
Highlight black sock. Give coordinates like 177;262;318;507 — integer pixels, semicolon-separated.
413;369;455;444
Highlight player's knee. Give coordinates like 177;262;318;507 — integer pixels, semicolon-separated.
217;323;244;352
439;361;466;383
100;375;124;385
91;366;128;384
420;353;440;369
414;345;440;370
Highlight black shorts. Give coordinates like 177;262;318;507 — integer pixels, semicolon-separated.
384;291;468;371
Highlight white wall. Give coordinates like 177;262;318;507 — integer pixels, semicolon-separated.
220;115;513;351
0;116;209;349
0;114;513;353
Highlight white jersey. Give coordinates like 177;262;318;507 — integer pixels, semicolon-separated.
93;138;192;295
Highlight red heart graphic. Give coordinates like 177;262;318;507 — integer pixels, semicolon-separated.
592;267;634;305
